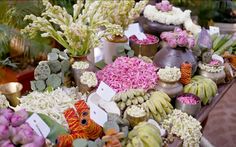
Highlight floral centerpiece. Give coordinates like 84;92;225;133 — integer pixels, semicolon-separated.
153;28;198;74
160;28;195;49
141;0;201;35
21;0;122;57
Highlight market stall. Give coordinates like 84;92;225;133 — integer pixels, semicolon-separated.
0;0;236;147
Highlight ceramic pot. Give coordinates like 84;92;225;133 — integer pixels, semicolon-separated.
155;80;183;98
103;35;128;64
199;69;226;84
153;45;198;74
139;16;182;37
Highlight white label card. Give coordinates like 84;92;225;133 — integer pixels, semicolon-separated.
209;26;220;35
89;102;108;127
96;81;116;102
135;32;147;40
26;113;50;138
124;23;141;37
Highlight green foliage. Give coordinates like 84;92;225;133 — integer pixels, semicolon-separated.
28;112;68;144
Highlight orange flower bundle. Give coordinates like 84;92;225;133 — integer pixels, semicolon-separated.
180;62;192;85
57;100;103;147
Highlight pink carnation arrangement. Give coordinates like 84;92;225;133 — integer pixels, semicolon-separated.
156;0;173;12
177;94;200;105
160;28;195;49
129;34;159;45
96;57;157;92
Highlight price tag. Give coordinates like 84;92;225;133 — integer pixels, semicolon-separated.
89;102;108;127
135;32;147;40
26;113;50;138
96;81;116;102
209;26;220;35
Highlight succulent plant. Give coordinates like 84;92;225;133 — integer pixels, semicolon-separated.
61;60;70;73
35;80;46;91
47;52;58;61
48;60;61;73
34;62;51;80
46;74;62;89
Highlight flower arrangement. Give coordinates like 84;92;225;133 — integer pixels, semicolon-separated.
177;94;200;105
129;34;158;45
80;71;98;88
160;28;195;49
158;66;181;82
156;0;173;12
96;57;157;92
143;0;201;34
21;0;123;56
71;61;89;70
162;109;202;147
101;0;148;36
198;59;224;73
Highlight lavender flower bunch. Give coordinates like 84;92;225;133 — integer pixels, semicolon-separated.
156;0;172;12
160;28;195;49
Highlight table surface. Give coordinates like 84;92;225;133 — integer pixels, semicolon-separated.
168;79;236;147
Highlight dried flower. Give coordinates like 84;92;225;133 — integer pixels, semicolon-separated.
0;95;9;109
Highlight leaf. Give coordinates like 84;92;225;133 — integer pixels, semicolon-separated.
28;112;68;144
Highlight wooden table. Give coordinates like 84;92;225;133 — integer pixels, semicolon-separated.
168;79;236;147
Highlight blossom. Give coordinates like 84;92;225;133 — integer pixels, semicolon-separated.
160;28;195;49
156;0;172;12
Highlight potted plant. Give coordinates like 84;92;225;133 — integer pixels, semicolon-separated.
100;0;148;64
22;0;123;63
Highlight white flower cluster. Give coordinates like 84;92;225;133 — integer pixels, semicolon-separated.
22;0;123;56
126;105;146;117
158;66;181;82
143;5;201;34
0;94;9;109
198;62;224;73
72;61;89;69
80;71;98;88
162;109;202;147
14;87;80;128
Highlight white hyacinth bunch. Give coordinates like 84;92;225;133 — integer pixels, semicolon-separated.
80;71;98;87
72;61;89;70
22;0;123;56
